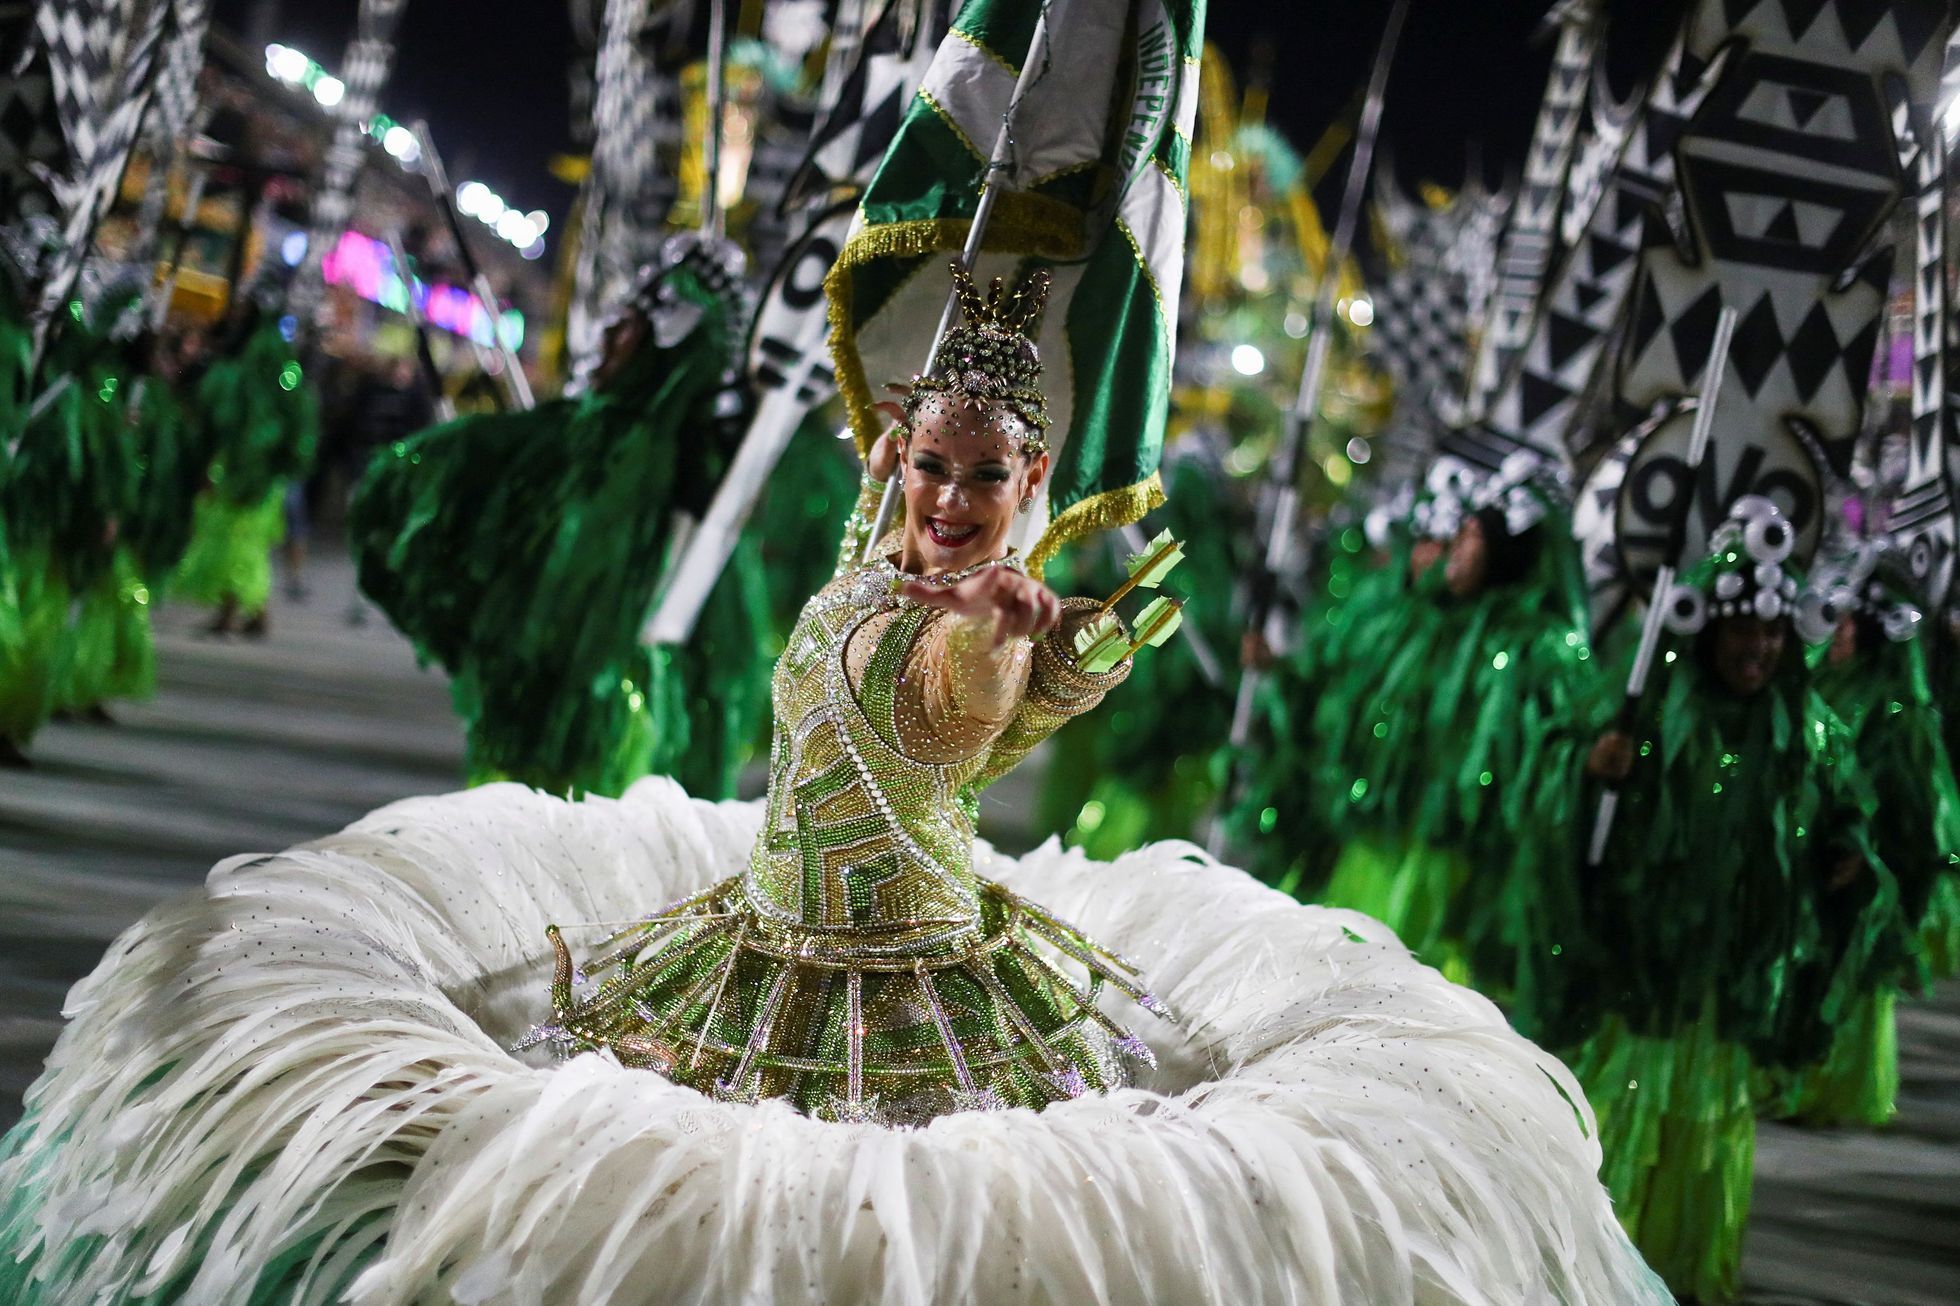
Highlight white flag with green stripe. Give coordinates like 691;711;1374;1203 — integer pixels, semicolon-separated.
826;0;1205;573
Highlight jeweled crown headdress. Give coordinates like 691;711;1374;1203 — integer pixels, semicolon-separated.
902;263;1053;455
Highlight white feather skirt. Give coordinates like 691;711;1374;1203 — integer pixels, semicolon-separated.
0;778;1666;1304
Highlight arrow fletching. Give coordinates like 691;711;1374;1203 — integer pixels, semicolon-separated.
1132;596;1183;648
1072;612;1129;674
1125;529;1185;589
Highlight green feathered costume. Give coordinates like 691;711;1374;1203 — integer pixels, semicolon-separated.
126;356;220;594
350;251;768;800
0;273;56;752
1500;514;1898;1303
46;283;165;712
2;285;155;727
1777;588;1960;1126
173;315;319;615
1232;484;1595;983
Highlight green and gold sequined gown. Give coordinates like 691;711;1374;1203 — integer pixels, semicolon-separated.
531;552;1167;1122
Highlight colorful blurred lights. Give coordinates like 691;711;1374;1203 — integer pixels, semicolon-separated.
1230;344;1265;376
321;229;525;351
455;182;493;216
266;42;546;254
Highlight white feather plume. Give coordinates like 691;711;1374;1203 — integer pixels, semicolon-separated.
0;780;1665;1304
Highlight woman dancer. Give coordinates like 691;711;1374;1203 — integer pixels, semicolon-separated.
0;265;1666;1305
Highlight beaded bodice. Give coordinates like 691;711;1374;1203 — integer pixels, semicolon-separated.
742;554;1126;957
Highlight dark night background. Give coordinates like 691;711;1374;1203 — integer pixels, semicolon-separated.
214;0;1699;235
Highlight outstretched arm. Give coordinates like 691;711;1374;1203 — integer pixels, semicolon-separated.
882;568;1062;762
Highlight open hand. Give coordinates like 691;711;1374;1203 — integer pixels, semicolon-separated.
868;428;902;483
901;568;1061;648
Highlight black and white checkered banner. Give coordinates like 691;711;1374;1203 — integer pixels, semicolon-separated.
31;0;168;346
1464;0;1600;420
565;0;679;380
778;0;940;215
1575;0;1948;634
126;0;211;269
1894;27;1960;617
31;0;124;173
143;0;208;153
566;0;603;150
1369;180;1509;497
1446;21;1729;480
289;0;407;330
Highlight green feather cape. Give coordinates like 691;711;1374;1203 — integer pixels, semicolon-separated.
349;266;769;799
1231;508;1596;932
1812;634;1960;986
1499;615;1898;1069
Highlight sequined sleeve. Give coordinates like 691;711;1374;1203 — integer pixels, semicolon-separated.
970;597;1132;789
833;472;887;579
845;603;1035;766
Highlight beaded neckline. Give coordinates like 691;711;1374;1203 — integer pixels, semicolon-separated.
872;550;1024;591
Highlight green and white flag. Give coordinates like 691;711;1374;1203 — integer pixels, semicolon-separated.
826;0;1205;573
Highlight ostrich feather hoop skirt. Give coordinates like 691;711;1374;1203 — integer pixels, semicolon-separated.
0;780;1665;1304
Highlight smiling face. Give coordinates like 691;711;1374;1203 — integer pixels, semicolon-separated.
897;397;1048;575
1711;614;1788;697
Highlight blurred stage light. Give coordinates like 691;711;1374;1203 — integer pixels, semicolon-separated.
1231;344;1265;376
382;125;420;162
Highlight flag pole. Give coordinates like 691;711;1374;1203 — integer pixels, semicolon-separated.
643;0;738;609
385;230;459;423
641;0;940;647
1585;304;1738;864
857;9;1056;563
147;161;213;335
410;119;535;411
701;0;729;241
1207;0;1409;856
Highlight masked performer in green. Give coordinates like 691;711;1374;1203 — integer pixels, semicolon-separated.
172;297;319;636
1235;454;1594;984
1769;546;1960;1127
1518;499;1896;1302
351;235;768;798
